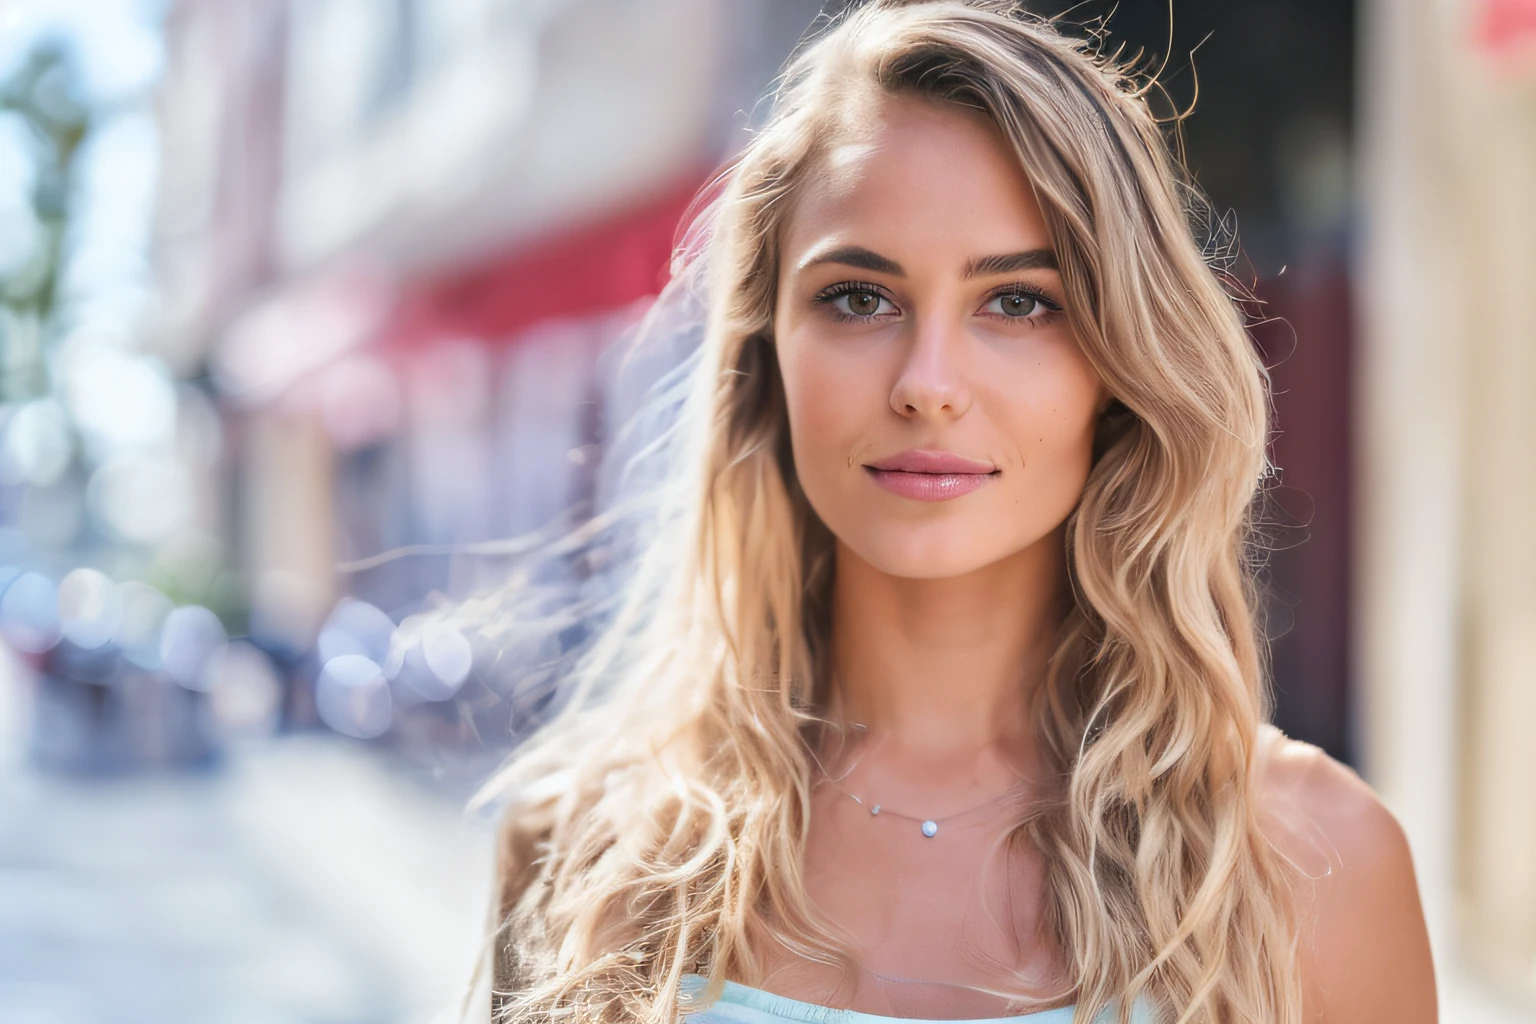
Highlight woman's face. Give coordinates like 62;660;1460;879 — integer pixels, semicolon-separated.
773;93;1108;579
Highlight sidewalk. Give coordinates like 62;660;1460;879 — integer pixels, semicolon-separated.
0;647;496;1024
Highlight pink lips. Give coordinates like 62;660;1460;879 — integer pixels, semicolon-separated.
863;449;999;502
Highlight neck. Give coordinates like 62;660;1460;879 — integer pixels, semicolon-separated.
825;526;1070;772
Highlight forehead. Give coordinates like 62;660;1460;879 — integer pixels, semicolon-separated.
780;93;1052;269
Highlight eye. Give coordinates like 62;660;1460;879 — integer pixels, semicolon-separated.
981;288;1059;320
814;283;899;322
837;291;894;318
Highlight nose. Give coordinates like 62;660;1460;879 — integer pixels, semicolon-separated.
889;314;973;420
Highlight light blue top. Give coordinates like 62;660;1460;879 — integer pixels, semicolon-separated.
678;973;1155;1023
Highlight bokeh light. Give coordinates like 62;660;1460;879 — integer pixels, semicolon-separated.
388;617;473;703
56;567;120;649
0;399;75;488
202;640;283;738
159;603;226;692
86;452;192;544
318;597;396;667
112;579;171;670
0;570;60;652
316;653;393;740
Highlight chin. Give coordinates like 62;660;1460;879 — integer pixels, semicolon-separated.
839;524;1016;580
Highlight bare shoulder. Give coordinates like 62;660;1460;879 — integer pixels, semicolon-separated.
1254;724;1437;1023
1254;724;1398;866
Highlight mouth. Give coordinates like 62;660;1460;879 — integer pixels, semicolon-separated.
862;449;999;502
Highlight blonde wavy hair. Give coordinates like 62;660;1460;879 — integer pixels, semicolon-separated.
453;2;1301;1022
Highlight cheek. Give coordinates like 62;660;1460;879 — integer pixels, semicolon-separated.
988;348;1102;489
777;334;875;465
780;346;839;434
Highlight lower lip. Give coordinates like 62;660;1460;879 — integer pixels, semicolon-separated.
864;468;998;501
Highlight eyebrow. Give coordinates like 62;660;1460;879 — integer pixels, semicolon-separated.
796;244;1058;279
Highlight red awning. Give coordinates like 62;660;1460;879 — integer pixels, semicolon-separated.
376;167;715;352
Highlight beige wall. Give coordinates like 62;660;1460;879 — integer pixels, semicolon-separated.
1358;0;1536;1008
1456;86;1536;998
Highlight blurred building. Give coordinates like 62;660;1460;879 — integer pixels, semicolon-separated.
1359;0;1536;1010
150;0;821;747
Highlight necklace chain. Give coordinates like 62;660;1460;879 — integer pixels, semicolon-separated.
812;722;1030;839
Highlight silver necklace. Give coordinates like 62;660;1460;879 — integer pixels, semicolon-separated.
814;724;1030;839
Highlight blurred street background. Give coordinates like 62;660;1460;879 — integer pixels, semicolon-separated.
0;0;1530;1021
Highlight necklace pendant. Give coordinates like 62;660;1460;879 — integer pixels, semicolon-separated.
921;820;938;838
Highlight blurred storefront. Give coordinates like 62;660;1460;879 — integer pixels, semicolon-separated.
150;0;822;761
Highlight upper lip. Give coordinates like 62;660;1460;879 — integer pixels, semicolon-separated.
864;449;998;474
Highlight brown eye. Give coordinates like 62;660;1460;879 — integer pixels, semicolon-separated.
846;291;881;316
982;290;1058;320
997;293;1039;317
823;289;895;319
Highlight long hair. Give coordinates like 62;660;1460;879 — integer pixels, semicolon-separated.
452;3;1300;1022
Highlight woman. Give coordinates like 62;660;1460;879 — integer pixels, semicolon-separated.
455;1;1436;1021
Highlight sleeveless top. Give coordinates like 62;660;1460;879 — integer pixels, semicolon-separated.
678;973;1157;1023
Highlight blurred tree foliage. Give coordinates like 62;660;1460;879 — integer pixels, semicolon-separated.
0;39;248;628
0;41;89;401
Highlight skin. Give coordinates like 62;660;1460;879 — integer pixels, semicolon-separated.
764;92;1437;1021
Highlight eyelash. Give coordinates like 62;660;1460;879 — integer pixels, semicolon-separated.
811;281;1063;325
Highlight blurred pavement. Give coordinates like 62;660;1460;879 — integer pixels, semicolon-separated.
0;646;496;1024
